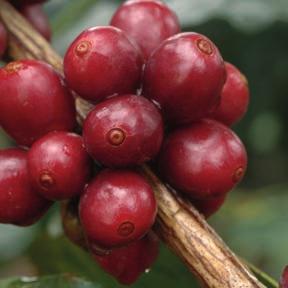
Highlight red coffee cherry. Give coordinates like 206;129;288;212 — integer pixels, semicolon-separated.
192;195;226;218
80;169;157;248
0;148;52;226
110;0;180;60
20;4;51;41
158;119;247;199
0;60;76;146
64;26;143;103
83;94;164;168
210;62;250;126
143;32;226;125
0;23;7;58
28;132;91;201
92;232;159;285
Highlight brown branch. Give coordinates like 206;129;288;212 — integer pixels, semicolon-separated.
0;1;265;287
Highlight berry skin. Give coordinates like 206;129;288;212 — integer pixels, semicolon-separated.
143;32;226;126
0;60;76;147
192;195;226;218
28;132;91;201
92;232;159;285
0;23;7;58
0;149;52;226
20;4;51;41
80;169;157;249
83;94;164;168
64;26;143;103
158;119;247;199
110;0;180;60
210;62;250;126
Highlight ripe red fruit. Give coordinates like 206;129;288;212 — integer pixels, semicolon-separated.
0;60;76;146
93;232;159;285
0;24;7;58
192;195;226;218
0;149;52;226
20;4;51;41
210;62;250;126
143;32;226;125
64;26;143;103
80;169;157;248
110;0;180;60
28;132;91;201
158;119;247;199
83;94;163;168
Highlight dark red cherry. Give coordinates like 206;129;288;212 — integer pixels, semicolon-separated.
210;62;250;126
80;169;157;249
20;4;51;41
158;119;247;199
143;32;226;125
10;0;47;6
64;26;143;103
93;232;159;285
0;149;52;226
83;94;164;168
28;132;91;201
0;60;76;146
0;23;7;58
110;0;180;60
192;195;226;218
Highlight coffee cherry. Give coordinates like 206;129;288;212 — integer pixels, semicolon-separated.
83;94;163;168
0;148;52;226
80;169;157;248
93;232;159;285
0;24;7;58
64;26;143;103
10;0;47;6
143;32;226;125
158;119;247;199
110;0;180;60
193;195;226;218
28;132;91;201
20;4;51;41
0;60;76;146
210;62;250;126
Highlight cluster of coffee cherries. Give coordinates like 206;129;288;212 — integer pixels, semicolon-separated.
0;0;50;59
0;0;249;285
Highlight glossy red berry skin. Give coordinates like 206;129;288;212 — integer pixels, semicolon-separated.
192;195;226;218
80;169;157;249
143;32;226;126
0;23;7;58
158;119;247;199
210;62;250;126
28;132;91;201
0;149;52;226
0;60;76;147
20;4;51;41
93;232;159;285
110;0;180;60
64;26;143;103
83;94;164;168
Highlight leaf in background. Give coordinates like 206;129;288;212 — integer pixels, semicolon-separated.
0;275;101;288
244;260;278;288
27;233;199;288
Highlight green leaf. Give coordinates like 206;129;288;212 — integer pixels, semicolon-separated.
0;275;101;288
246;261;279;288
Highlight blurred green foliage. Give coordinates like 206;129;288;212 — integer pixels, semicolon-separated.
0;0;288;287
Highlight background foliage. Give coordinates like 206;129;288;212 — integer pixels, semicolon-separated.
0;0;287;287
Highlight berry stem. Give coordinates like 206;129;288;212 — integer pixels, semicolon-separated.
0;1;265;287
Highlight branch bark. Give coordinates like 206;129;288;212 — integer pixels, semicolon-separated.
0;1;265;287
